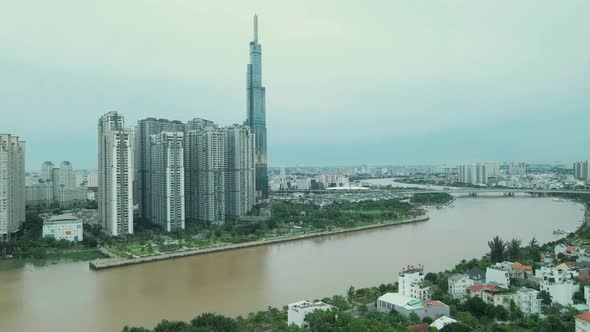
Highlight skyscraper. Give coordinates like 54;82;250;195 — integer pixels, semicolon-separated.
184;124;226;224
98;112;134;236
0;133;26;241
135;118;186;223
150;131;185;231
223;124;256;218
574;160;590;180
245;14;268;198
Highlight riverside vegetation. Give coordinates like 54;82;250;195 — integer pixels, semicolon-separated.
119;193;590;332
1;194;452;262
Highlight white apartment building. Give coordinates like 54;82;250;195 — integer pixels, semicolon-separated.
508;162;527;176
448;274;475;300
98;112;134;236
574;160;590;180
486;265;511;288
0;134;26;241
150;132;185;232
516;287;541;315
537;264;580;305
223;124;256;218
399;266;432;301
287;301;335;328
184;124;226;224
42;215;83;242
458;163;493;185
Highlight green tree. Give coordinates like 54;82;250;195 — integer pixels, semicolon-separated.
538;290;552;306
507;238;522;260
488;236;506;263
347;286;355;302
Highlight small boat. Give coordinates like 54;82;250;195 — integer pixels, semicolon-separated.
552;198;562;202
553;229;567;235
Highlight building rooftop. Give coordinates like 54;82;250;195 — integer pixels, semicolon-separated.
575;311;590;323
288;301;334;311
422;300;447;308
378;293;423;310
44;214;82;225
430;316;457;330
514;262;533;271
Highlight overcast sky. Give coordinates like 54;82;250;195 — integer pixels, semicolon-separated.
2;1;589;169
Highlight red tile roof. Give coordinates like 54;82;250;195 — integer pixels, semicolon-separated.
422;300;446;307
468;284;485;292
576;312;590;323
565;262;576;268
514;262;533;271
567;246;576;252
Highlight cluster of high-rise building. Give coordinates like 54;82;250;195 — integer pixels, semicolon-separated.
26;161;93;207
458;162;500;185
98;112;257;235
507;162;527;177
0;133;26;241
574;160;590;180
97;15;267;235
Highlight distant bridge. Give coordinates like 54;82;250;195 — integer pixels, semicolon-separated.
271;188;590;195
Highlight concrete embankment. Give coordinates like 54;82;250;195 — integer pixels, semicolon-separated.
89;216;429;271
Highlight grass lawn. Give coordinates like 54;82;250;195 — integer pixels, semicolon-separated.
342;210;399;216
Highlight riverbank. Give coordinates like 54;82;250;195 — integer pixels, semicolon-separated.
90;216;429;270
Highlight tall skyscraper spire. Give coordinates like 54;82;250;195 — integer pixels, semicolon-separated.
245;14;268;199
254;14;258;43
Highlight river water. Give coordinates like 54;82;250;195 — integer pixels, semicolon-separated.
0;196;584;332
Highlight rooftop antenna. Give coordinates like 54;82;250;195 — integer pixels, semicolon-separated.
254;14;259;43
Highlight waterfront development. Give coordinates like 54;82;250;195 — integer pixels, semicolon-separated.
0;196;583;332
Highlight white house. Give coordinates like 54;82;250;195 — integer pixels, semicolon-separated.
486;266;511;288
448;274;475;300
42;214;83;242
430;316;457;330
575;312;590;332
287;301;335;328
516;287;541;315
585;286;590;305
537;265;580;305
377;293;449;320
398;265;432;300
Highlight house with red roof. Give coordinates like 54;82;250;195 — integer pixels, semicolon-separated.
575;311;590;332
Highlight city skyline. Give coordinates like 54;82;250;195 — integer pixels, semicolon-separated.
2;1;590;168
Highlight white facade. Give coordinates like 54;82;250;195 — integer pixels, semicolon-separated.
287;301;335;328
42;215;83;242
516;287;541;315
150;132;185;232
0;134;26;241
98;112;134;236
508;162;527;176
486;266;511;288
448;274;475;300
537;265;580;305
574;160;590;180
458;162;499;185
399;267;432;301
377;293;450;320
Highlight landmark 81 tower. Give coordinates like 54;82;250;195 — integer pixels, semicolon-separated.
246;14;268;198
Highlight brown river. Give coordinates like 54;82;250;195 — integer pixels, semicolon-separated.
0;195;585;332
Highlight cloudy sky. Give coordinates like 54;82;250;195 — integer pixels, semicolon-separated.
1;1;589;169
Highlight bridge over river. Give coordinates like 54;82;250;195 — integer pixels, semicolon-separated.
272;188;590;195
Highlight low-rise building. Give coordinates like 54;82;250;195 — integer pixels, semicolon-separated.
377;293;449;320
287;301;335;328
448;274;475;300
575;312;590;332
398;265;433;300
486;265;511;288
537;264;580;305
430;316;457;330
516;287;541;315
42;214;83;242
467;283;515;309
